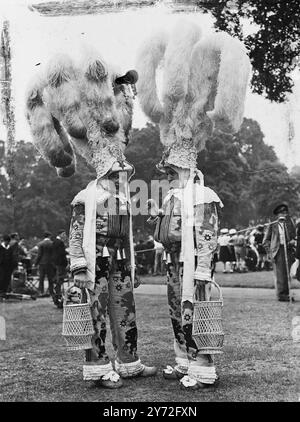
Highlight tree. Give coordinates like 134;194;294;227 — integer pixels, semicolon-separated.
0;141;95;237
250;160;300;218
126;123;164;235
125;118;299;230
176;0;300;102
197;117;298;227
198;123;251;227
126;123;163;183
1;21;17;230
233;118;278;169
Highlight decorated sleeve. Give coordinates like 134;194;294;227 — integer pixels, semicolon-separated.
69;202;87;275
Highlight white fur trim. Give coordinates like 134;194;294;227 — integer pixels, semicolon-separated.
188;365;217;384
180;375;198;387
83;362;113;381
115;359;144;378
175;357;189;372
70;258;88;274
102;370;120;383
163;365;175;375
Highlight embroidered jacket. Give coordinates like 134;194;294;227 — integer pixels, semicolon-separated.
69;188;130;277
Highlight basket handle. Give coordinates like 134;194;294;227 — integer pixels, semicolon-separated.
64;286;91;306
210;278;223;302
81;288;91;305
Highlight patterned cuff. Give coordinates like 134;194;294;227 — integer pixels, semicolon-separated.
70;258;87;276
188;365;217;384
115;359;144;378
83;362;113;381
175;357;189;374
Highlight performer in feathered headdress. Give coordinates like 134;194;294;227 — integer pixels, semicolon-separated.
25;51;157;388
136;19;251;389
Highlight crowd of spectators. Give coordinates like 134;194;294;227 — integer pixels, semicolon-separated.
0;230;69;307
134;223;274;276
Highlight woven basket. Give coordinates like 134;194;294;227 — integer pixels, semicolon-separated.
62;288;94;351
192;280;224;354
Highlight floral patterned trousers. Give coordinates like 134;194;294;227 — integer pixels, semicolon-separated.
85;254;139;366
166;252;214;372
165;203;219;372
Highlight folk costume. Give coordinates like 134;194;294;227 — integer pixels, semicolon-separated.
69;161;156;387
25;50;156;388
136;19;251;389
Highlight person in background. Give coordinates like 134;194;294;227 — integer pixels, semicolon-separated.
35;232;55;297
52;229;68;308
253;225;267;271
0;234;13;296
228;228;237;272
234;230;247;272
218;228;231;273
144;235;155;275
244;244;257;271
135;239;147;275
9;232;20;273
18;238;31;275
295;218;300;281
153;239;164;275
248;227;260;269
263;204;296;302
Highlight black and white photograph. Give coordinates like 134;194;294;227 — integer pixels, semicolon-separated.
0;0;299;406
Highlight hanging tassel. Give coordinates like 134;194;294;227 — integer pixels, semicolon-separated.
102;245;110;258
162;250;167;261
117;249;122;261
167;253;172;264
122;248;126;259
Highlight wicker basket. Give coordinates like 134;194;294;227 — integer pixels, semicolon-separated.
192;280;224;354
62;288;94;351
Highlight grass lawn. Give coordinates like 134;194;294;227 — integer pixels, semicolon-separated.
0;284;299;402
141;263;300;289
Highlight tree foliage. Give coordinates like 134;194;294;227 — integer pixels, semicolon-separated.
198;118;300;226
193;0;300;102
0;140;95;237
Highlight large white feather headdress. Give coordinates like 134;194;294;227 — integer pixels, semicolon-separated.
25;51;138;179
136;19;251;170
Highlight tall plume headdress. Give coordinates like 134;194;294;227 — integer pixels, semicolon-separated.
25;51;138;179
135;19;251;172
